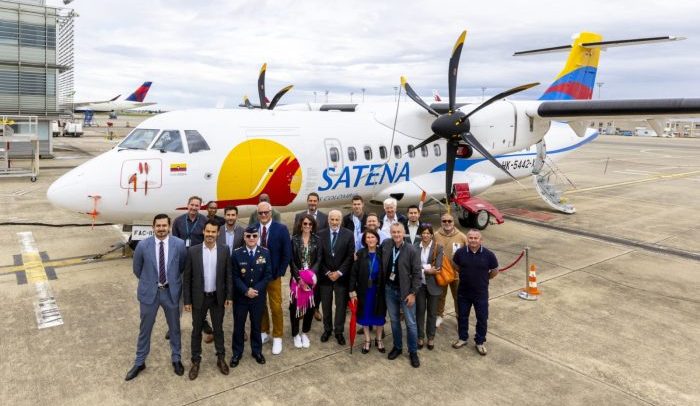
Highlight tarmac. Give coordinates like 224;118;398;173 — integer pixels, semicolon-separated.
1;124;698;406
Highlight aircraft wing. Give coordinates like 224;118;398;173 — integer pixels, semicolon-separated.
373;171;496;204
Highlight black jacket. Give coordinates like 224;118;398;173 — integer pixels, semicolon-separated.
349;248;386;319
290;233;321;281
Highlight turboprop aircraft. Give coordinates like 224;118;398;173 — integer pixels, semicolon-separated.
48;31;700;232
74;81;156;113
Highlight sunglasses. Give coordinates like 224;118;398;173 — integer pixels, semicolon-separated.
302;222;312;226
244;234;259;239
441;219;453;223
257;211;271;215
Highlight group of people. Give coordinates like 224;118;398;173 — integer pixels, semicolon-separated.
126;193;500;381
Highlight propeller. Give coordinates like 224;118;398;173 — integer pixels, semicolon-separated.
255;63;293;110
401;30;539;202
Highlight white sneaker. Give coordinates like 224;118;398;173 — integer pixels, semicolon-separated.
261;332;270;344
436;316;443;328
301;333;310;348
293;335;302;348
272;337;283;355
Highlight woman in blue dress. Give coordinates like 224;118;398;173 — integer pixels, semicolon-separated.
349;229;386;354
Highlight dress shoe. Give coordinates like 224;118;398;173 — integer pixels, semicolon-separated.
361;340;371;354
204;333;214;344
417;339;424;350
188;361;200;380
409;352;420;368
387;347;402;360
272;337;283;355
375;338;386;353
125;363;145;381
229;354;242;368
253;353;266;364
427;339;435;351
217;357;230;375
314;309;322;321
320;331;332;342
335;333;346;346
173;361;185;376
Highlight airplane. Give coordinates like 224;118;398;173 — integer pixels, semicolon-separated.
73;81;156;113
47;31;700;235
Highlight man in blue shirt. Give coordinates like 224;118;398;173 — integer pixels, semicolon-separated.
452;229;499;356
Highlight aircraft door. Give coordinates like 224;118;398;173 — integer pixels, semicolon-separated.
324;138;343;177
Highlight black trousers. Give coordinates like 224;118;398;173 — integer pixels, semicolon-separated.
191;295;225;362
289;299;315;337
233;294;266;356
319;283;348;335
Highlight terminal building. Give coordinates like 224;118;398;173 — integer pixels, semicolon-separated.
0;0;75;157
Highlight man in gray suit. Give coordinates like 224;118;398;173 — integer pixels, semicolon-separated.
126;213;188;381
183;220;233;380
294;192;328;231
382;222;422;368
218;205;244;254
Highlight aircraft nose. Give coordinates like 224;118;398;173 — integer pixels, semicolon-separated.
47;169;92;213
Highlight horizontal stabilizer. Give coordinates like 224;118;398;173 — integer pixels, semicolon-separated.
536;98;700;121
514;36;684;56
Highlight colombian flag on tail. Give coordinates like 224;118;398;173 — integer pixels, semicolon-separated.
539;32;602;101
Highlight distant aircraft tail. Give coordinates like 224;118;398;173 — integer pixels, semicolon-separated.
125;82;153;102
538;32;602;100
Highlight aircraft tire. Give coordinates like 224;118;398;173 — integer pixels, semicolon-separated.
469;210;490;230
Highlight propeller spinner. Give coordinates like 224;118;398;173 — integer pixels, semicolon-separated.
402;30;539;203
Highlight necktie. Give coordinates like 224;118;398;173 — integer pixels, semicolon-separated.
331;231;338;252
158;241;166;285
249;250;255;264
261;226;268;248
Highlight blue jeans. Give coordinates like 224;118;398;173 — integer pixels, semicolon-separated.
457;291;489;344
385;285;418;353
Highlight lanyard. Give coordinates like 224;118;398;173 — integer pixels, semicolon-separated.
185;217;198;239
392;246;401;270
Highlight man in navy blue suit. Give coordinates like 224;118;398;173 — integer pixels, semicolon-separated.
230;225;273;367
254;201;291;355
126;213;188;381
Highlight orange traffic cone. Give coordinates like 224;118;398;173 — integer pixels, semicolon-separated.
518;264;540;301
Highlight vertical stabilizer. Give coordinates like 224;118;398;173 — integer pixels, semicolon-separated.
539;32;602;100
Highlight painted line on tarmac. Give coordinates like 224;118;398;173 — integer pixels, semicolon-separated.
564;169;700;195
17;231;64;329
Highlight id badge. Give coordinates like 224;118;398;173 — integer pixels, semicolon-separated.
185;238;191;247
389;273;396;281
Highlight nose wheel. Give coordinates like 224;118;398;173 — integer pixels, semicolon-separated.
457;207;490;230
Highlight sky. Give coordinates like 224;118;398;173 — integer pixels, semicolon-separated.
45;0;700;111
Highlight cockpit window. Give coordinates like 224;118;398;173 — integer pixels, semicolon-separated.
119;128;159;150
151;130;184;153
185;130;210;153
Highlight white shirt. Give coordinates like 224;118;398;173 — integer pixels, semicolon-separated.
420;241;433;285
224;224;236;253
381;214;398;235
202;243;217;293
407;222;419;243
155;236;169;285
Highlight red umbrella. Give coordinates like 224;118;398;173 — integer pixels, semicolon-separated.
348;298;358;353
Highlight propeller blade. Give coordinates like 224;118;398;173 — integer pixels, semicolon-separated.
462;82;539;121
409;134;443;155
401;76;439;117
268;85;293;110
448;30;467;112
242;95;253;109
461;132;519;182
258;63;268;110
445;140;457;200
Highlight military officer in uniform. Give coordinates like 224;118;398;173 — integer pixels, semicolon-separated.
230;225;273;367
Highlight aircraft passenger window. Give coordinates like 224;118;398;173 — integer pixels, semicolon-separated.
329;147;340;163
421;145;429;157
364;146;372;160
407;145;415;158
433;143;441;156
379;146;387;160
185;130;210;153
393;145;401;158
348;147;357;162
118;128;160;150
151;130;184;153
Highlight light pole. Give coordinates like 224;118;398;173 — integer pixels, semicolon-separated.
313;91;317;103
393;86;398;102
324;90;329;103
481;87;486;102
596;82;604;99
350;92;354;103
361;88;365;103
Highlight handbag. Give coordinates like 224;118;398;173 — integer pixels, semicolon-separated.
431;243;456;287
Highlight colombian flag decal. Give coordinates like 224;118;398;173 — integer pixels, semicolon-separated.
170;163;187;173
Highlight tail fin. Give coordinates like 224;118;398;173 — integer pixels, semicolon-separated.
539;32;602;100
125;82;153;102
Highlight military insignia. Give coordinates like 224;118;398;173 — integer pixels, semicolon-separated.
241;268;247;274
256;257;266;264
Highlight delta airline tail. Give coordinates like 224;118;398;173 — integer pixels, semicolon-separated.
125;81;153;102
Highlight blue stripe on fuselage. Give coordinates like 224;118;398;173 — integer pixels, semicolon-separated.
430;131;599;173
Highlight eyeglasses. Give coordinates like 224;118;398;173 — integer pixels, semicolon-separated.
257;211;271;215
244;234;258;239
441;219;453;223
302;222;312;226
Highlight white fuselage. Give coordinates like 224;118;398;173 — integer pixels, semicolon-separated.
75;101;156;113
